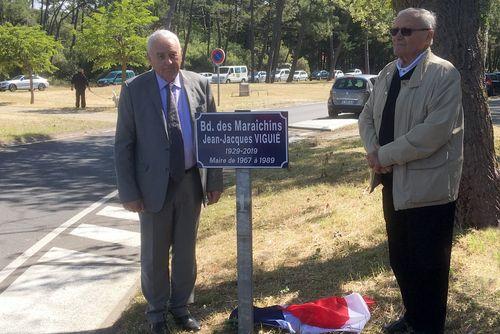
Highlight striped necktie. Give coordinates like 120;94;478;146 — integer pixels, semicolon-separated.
167;82;185;183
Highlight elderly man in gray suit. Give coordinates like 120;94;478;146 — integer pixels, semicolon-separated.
114;29;223;334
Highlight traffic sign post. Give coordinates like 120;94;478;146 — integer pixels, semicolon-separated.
216;65;220;106
196;110;288;334
210;48;225;107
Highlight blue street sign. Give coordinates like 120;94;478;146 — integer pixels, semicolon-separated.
195;112;288;168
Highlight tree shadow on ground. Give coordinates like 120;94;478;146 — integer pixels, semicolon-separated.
221;138;368;197
0;134;116;212
19;106;114;114
115;229;499;333
1;133;52;146
113;242;392;334
446;289;499;333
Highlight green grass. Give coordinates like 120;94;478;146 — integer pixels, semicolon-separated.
113;131;500;334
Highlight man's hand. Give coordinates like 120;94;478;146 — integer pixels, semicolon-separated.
207;191;222;205
366;146;392;174
123;199;144;213
366;150;380;169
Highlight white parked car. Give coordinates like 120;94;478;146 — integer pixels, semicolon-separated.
212;65;248;83
0;75;49;92
274;68;290;82
253;71;267;83
199;72;213;80
293;70;309;81
333;70;344;79
345;68;362;75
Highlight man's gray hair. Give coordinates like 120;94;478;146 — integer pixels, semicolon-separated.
397;7;437;30
147;30;181;53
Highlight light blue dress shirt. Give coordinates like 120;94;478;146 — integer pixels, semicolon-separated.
155;72;196;169
397;50;426;77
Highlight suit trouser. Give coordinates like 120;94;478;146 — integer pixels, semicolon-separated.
75;89;86;108
139;168;203;324
382;177;455;334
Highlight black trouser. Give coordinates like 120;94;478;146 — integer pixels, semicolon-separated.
382;175;455;333
75;89;86;108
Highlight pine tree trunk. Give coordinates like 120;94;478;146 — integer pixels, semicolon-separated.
328;32;335;80
165;0;176;30
364;34;370;74
249;0;255;82
181;0;194;69
288;18;306;83
28;67;34;105
267;0;285;83
392;0;500;227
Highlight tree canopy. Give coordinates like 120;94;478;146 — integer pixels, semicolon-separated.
0;23;62;103
75;0;158;83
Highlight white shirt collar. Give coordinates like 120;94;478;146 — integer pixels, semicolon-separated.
397;51;426;77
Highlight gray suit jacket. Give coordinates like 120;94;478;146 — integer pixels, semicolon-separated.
114;69;223;213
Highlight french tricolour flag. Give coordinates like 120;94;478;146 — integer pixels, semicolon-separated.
230;293;374;333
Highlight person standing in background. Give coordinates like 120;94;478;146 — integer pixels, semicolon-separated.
71;68;89;109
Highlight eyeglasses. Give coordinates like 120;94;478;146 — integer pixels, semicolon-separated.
389;27;431;36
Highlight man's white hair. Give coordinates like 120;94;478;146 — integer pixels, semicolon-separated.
147;30;181;53
397;7;437;30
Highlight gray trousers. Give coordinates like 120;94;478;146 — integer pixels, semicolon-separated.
139;168;203;324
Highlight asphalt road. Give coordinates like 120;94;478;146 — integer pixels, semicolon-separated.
0;131;117;273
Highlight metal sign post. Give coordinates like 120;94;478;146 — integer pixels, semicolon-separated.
195;110;288;334
217;65;220;106
236;167;252;334
210;48;225;107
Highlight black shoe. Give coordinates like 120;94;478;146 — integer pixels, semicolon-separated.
172;313;201;332
384;317;410;334
150;321;170;334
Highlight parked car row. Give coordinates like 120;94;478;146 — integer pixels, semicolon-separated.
0;69;140;92
310;69;352;80
201;68;313;83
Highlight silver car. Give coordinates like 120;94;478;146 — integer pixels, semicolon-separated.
0;75;50;92
293;70;309;81
327;74;377;118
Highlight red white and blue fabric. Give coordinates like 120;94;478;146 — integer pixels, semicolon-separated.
229;293;373;333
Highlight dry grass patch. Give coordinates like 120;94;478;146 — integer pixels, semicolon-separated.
0;85;118;145
114;132;499;333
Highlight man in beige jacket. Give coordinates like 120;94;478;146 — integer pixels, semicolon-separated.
358;8;463;334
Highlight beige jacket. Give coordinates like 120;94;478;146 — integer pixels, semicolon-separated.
358;49;464;210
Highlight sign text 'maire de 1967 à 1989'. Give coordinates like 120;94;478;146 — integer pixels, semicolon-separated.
195;112;288;169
